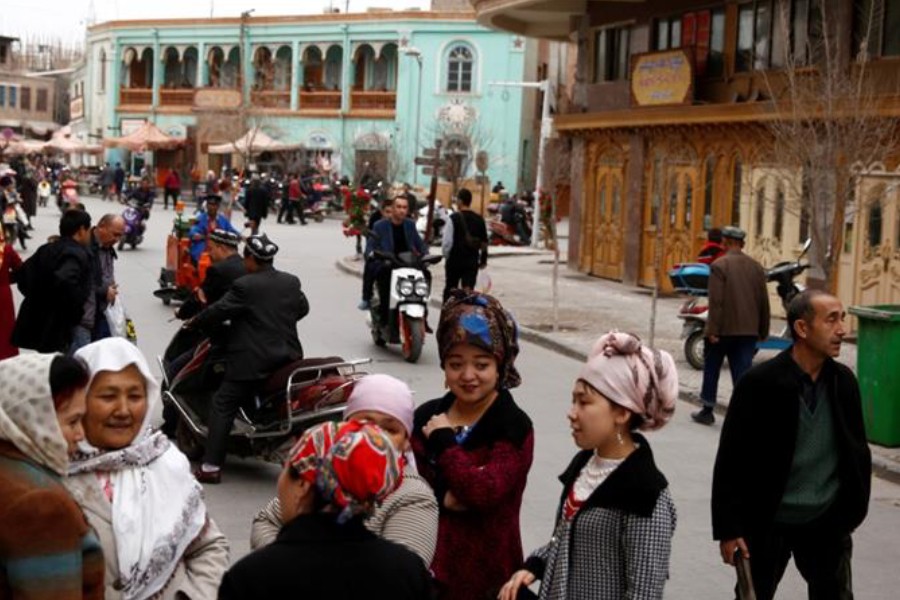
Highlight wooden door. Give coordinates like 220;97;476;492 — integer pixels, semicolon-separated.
585;165;625;280
854;183;900;309
641;165;703;292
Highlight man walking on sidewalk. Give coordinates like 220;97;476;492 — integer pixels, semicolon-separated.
692;226;770;425
441;188;488;302
711;289;870;600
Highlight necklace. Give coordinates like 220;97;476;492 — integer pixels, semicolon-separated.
572;453;624;501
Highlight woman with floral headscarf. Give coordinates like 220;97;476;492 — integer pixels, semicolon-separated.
0;353;105;599
412;290;534;600
221;420;433;599
249;373;439;565
65;338;229;600
499;331;677;600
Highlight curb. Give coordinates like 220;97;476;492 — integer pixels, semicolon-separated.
334;257;900;483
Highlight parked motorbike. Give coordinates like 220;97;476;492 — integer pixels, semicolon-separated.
416;203;452;246
672;239;812;369
487;200;532;246
119;199;150;250
158;327;369;463
368;250;442;363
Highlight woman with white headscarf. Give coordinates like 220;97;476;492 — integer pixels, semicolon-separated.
0;353;105;599
66;338;229;600
499;331;678;600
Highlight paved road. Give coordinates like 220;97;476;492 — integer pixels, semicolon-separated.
19;197;900;598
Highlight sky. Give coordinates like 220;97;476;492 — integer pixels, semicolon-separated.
1;0;432;45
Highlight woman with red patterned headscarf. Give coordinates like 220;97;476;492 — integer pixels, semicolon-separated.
220;420;433;599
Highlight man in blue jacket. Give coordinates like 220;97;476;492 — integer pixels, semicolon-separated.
189;195;239;262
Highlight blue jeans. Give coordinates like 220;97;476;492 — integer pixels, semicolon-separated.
700;335;757;409
69;325;93;355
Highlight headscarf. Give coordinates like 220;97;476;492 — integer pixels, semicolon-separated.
344;373;416;470
70;338;205;600
578;331;677;431
437;290;521;389
0;354;69;475
286;420;401;524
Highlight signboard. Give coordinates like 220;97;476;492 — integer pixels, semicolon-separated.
69;97;84;120
630;49;694;107
120;118;146;136
193;88;242;110
165;124;187;139
422;166;445;177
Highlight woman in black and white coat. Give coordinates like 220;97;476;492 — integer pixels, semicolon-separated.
500;331;678;600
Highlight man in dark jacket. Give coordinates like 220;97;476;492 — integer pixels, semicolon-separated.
113;163;126;202
12;210;93;353
441;188;488;302
693;226;770;425
74;214;125;351
188;234;309;483
244;175;270;235
711;290;871;600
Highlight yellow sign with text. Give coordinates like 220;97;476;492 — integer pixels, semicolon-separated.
631;50;694;107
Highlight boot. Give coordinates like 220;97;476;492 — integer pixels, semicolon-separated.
691;407;715;425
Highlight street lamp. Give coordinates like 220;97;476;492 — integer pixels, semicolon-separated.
402;46;424;185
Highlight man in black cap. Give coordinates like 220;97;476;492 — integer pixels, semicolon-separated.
187;233;309;483
693;225;770;425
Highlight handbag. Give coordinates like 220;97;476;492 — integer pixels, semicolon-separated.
456;212;484;251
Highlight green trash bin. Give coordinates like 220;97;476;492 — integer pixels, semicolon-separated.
848;304;900;447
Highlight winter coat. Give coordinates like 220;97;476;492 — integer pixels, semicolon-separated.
0;442;105;600
220;513;434;600
524;436;676;600
65;473;229;600
712;350;871;542
412;390;534;600
705;249;770;339
12;237;92;352
250;470;439;566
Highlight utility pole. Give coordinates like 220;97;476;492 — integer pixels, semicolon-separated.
489;79;552;248
402;47;424;185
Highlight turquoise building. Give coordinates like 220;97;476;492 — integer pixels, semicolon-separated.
73;8;535;191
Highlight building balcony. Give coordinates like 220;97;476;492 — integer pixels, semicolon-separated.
119;88;152;106
472;0;579;40
159;88;195;107
250;90;291;109
299;90;341;111
350;90;396;112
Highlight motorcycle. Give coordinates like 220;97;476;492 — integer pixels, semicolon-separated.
368;250;442;363
158;327;370;463
119;199;150;250
487;201;532;246
672;239;812;370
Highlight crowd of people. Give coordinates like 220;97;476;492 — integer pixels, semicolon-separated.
0;164;874;600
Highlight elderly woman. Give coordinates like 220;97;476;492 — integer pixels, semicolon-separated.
66;338;229;600
499;331;678;600
0;354;105;599
220;420;432;598
250;373;439;565
412;290;534;599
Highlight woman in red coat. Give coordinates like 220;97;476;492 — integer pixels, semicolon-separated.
0;226;23;359
412;290;534;600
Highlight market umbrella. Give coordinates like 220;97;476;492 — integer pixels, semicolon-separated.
207;127;302;156
103;122;186;152
7;138;49;155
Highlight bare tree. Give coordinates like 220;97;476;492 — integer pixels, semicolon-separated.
761;1;900;291
540;136;572;331
424;118;495;198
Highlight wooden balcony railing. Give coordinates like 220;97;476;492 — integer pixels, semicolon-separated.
250;90;291;109
299;90;341;110
351;90;396;111
159;89;195;107
119;88;152;105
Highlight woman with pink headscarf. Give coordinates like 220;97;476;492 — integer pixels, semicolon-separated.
499;331;678;600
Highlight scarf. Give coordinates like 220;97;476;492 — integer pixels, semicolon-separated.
71;338;206;600
0;353;69;475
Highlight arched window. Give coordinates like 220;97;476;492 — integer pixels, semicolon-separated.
773;182;785;242
730;155;742;226
99;49;106;92
754;182;766;238
446;44;474;93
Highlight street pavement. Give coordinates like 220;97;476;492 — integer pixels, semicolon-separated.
14;196;900;598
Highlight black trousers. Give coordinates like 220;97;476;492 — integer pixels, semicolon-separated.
443;259;478;303
744;520;854;600
203;378;263;467
164;188;179;209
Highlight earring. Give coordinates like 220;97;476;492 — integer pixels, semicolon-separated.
616;429;625;446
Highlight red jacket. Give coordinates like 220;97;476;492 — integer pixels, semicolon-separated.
164;170;181;190
413;390;534;600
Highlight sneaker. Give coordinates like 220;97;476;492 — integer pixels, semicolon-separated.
357;299;370;311
193;467;222;484
691;408;715;426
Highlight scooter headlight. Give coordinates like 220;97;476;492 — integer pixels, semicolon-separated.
397;279;415;297
414;280;430;297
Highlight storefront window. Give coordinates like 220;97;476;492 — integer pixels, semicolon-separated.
755;184;766;237
731;157;743;226
774;184;785;241
594;27;631;82
704;155;715;230
868;194;883;249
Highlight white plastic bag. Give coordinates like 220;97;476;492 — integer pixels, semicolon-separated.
104;296;127;338
476;268;493;294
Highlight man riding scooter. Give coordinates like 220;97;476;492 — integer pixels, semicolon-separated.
186;234;310;484
189;194;239;263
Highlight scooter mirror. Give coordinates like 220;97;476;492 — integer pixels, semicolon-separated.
800;238;812;258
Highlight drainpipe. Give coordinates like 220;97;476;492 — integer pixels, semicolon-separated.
151;29;160;116
339;24;349;164
290;39;299;111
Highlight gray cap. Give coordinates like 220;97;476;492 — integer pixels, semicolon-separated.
721;226;746;241
244;233;278;261
209;229;240;248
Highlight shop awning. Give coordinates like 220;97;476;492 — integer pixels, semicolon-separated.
207;127;302;156
103;122;187;152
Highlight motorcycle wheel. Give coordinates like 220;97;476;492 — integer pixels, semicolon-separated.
685;329;705;371
176;418;204;462
314;213;324;223
401;316;425;363
117;239;125;251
